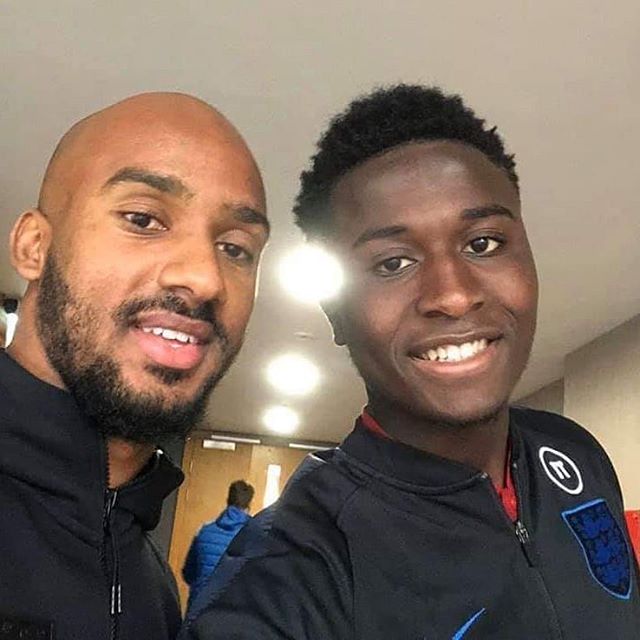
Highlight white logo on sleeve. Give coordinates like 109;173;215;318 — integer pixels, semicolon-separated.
539;446;584;495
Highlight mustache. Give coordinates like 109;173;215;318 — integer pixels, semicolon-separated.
114;293;230;348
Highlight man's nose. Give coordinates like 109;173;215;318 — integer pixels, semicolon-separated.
157;239;226;306
415;255;484;319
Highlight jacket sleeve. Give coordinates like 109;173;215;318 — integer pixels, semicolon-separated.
182;532;201;586
181;545;352;640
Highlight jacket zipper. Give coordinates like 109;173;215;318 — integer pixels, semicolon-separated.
102;489;121;640
509;461;564;640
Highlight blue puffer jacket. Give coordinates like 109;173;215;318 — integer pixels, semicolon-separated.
182;506;251;608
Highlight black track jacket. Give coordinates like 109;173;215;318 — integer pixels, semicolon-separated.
0;351;184;639
182;407;640;639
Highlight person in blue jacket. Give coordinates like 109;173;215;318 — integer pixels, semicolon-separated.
183;480;254;608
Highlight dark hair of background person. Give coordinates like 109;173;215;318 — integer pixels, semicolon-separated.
294;83;518;239
227;480;254;509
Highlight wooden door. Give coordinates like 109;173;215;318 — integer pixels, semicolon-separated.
168;436;309;610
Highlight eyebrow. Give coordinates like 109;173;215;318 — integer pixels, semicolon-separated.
352;204;515;249
102;168;269;236
229;205;270;238
461;204;515;221
102;167;193;199
352;225;407;248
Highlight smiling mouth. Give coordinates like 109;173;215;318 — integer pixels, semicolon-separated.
140;326;201;347
411;337;502;365
130;312;217;372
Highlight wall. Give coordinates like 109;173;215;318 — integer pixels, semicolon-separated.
518;378;565;415
564;314;640;508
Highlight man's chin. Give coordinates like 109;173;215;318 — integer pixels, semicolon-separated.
144;362;199;386
122;367;214;407
417;397;508;429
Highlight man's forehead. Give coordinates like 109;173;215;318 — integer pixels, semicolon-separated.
79;130;263;199
340;141;512;195
38;92;266;223
331;142;518;220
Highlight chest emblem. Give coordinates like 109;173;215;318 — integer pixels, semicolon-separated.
563;498;632;599
538;446;583;495
449;607;486;639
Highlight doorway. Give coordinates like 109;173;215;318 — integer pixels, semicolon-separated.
168;433;312;609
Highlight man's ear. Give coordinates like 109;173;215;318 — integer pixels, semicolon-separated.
10;209;52;281
321;299;347;347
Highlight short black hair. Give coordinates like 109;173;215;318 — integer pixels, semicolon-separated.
227;480;254;510
294;84;518;238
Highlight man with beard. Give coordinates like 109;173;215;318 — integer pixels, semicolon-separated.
182;85;640;639
0;92;269;639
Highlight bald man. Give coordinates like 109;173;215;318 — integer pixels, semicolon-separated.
0;93;268;639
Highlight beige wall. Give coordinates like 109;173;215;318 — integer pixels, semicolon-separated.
518;378;565;415
564;314;640;508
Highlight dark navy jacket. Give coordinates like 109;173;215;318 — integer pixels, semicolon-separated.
182;506;251;608
0;351;184;639
182;407;640;639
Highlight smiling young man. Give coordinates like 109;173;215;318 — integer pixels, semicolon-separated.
0;93;268;639
182;86;640;639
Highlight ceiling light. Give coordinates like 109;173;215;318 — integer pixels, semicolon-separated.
266;353;319;396
279;244;344;304
263;405;299;435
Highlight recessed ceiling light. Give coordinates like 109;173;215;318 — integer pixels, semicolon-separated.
263;405;299;435
266;353;319;396
279;244;344;304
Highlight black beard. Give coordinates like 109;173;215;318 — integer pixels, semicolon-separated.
35;252;238;443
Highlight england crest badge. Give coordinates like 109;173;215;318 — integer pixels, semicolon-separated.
562;498;632;599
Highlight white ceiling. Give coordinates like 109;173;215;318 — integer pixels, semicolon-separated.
2;1;639;442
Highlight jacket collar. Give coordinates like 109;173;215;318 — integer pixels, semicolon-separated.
339;410;524;491
0;351;183;543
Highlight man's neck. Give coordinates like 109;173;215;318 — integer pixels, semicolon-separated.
107;438;156;489
366;400;510;487
8;322;65;389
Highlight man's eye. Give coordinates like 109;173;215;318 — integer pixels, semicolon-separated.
218;242;253;263
374;256;416;276
464;236;503;255
122;212;166;232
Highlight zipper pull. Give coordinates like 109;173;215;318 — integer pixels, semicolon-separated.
103;490;118;528
515;520;536;566
515;520;529;544
110;583;122;615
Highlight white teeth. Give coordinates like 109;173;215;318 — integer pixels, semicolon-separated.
446;345;461;361
419;338;489;363
141;327;197;345
460;343;474;359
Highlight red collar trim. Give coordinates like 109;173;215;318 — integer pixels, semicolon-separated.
495;448;518;522
360;409;392;440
